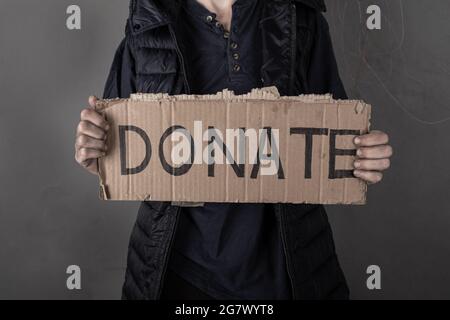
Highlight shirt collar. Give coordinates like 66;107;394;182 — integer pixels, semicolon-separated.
183;0;258;20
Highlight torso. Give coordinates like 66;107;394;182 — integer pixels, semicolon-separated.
168;0;292;300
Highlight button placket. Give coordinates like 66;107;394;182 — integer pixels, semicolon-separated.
230;38;240;73
227;7;242;74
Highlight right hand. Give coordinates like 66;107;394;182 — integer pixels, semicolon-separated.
75;96;110;175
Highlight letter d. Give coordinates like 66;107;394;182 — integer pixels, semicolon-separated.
119;125;152;175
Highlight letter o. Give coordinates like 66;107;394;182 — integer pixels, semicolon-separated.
159;126;194;176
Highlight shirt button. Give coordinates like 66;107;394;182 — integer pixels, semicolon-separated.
233;53;240;60
233;64;241;72
224;32;230;39
206;15;213;22
215;22;222;28
231;42;238;49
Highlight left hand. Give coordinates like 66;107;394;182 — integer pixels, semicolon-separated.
353;130;393;185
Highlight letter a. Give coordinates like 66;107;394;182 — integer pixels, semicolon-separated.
66;265;81;290
366;5;381;30
66;5;81;30
366;265;381;290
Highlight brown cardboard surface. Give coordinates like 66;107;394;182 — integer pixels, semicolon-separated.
96;87;371;204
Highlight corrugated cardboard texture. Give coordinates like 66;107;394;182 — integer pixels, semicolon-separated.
96;87;371;204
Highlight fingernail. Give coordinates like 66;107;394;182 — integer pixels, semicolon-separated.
354;137;361;145
353;170;360;177
357;149;363;157
105;124;110;131
354;161;361;169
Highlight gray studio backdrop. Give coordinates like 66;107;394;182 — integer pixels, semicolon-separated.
0;0;449;299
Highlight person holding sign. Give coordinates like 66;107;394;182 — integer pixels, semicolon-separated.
75;0;392;300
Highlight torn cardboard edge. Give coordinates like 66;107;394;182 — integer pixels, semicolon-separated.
96;87;369;113
96;87;371;205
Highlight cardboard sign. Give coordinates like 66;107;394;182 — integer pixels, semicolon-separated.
95;87;371;204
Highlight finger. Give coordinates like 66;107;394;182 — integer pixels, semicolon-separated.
354;130;389;147
356;145;393;159
75;148;106;164
76;158;98;175
80;108;109;131
354;159;390;171
77;120;107;140
354;170;383;184
75;134;107;151
88;96;98;108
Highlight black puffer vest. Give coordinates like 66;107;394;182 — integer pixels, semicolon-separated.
105;0;349;300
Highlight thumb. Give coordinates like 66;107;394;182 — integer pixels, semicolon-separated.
88;95;98;108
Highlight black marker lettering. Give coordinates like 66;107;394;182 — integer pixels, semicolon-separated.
329;129;360;179
159;125;194;176
119;125;152;175
290;128;329;179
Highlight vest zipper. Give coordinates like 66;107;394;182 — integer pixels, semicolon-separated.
156;206;182;299
155;24;188;300
168;24;191;94
289;2;297;95
278;204;297;299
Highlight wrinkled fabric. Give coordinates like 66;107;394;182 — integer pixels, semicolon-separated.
103;0;349;300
